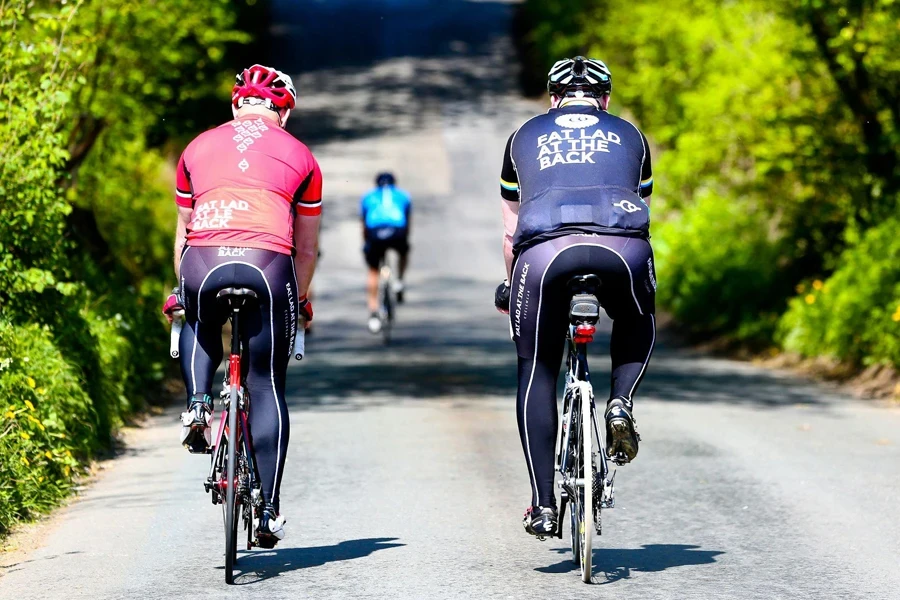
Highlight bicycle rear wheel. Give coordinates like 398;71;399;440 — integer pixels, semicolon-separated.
579;385;594;582
380;279;393;344
224;387;239;584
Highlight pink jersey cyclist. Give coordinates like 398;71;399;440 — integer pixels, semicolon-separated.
175;116;322;253
165;64;321;549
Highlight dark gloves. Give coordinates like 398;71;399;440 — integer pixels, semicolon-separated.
495;280;511;314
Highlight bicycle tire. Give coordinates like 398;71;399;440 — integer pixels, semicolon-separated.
580;385;594;583
568;389;582;566
224;387;239;585
381;280;393;344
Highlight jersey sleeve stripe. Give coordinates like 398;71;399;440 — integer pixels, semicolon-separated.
500;178;519;191
297;199;322;208
176;189;193;198
640;177;653;187
296;203;322;216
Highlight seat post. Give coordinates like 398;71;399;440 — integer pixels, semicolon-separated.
230;305;241;357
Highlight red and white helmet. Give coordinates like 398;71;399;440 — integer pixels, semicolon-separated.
231;64;297;111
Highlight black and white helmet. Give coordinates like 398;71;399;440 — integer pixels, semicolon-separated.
547;56;612;97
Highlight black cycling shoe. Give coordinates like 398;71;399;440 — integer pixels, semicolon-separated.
180;395;213;454
523;506;558;539
256;505;286;549
605;396;640;463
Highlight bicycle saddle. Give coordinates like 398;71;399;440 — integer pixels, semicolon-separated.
566;274;602;294
216;287;258;307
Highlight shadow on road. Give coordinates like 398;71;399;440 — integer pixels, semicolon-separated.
229;537;405;584
642;351;831;408
537;543;724;583
270;0;518;145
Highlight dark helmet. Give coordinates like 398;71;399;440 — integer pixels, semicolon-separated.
547;56;612;98
375;172;396;187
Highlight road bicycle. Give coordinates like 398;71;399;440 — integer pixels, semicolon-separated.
553;275;620;583
171;287;305;585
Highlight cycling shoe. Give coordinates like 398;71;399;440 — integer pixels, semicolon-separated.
523;505;558;539
257;506;286;549
605;396;640;463
180;395;213;453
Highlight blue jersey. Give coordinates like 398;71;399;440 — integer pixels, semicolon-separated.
360;185;412;230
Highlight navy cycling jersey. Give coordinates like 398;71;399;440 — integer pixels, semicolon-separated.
500;104;653;252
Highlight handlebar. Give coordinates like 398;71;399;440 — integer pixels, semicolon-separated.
169;310;185;358
170;312;308;361
293;319;307;361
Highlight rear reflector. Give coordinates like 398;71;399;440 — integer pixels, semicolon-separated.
574;323;596;343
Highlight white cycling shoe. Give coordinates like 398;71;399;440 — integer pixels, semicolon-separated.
180;396;212;453
367;313;382;334
257;508;286;549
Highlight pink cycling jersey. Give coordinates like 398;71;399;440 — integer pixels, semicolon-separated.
175;115;323;255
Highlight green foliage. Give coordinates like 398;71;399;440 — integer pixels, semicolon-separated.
779;218;900;366
655;194;788;343
0;0;257;534
522;0;900;365
0;321;91;534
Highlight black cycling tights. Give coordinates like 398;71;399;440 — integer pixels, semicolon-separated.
509;234;657;508
179;246;298;513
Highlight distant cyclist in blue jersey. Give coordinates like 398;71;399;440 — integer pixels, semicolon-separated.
361;172;412;333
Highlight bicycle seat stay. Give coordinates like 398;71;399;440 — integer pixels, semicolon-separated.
216;287;258;310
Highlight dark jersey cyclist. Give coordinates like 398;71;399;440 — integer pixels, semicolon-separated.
495;57;656;537
360;172;412;333
162;64;321;548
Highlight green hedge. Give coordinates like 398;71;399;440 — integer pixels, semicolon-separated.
0;322;92;531
520;0;900;372
779;219;900;366
0;0;258;536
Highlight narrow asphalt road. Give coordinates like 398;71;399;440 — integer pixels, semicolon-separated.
2;1;900;598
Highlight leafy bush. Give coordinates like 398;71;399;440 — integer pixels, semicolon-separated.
0;0;257;535
0;321;90;534
655;194;789;344
779;218;900;366
520;0;900;366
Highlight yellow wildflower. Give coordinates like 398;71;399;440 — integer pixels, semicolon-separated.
63;466;71;477
24;400;35;411
36;387;45;395
795;283;806;294
805;294;816;305
21;456;30;466
20;431;30;440
812;280;824;291
45;451;53;460
27;415;45;430
25;376;36;388
4;411;15;419
38;476;44;483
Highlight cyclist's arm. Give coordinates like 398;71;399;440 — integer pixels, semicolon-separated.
173;151;194;279
639;131;653;206
173;207;192;279
293;160;324;297
404;196;412;234
293;213;320;297
499;132;520;279
501;200;519;280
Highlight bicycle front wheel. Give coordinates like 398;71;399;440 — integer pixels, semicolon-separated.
579;386;594;583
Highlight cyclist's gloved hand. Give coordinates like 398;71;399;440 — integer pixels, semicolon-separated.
298;295;313;322
495;280;511;314
162;287;184;324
